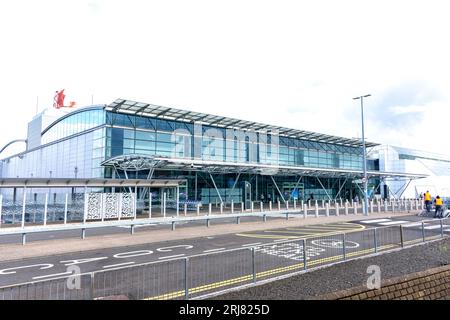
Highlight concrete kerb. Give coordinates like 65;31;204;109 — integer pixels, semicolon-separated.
0;211;416;263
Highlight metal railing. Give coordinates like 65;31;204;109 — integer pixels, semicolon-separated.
1;216;447;300
0;197;423;245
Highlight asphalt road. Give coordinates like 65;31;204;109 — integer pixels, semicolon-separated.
1;213;446;300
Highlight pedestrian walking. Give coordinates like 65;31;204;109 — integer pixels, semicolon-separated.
434;195;443;218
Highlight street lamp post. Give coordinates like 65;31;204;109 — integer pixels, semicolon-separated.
353;94;371;216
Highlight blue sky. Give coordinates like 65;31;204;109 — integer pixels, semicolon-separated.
0;0;449;157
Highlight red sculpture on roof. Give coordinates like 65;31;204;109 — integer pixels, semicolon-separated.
53;89;76;109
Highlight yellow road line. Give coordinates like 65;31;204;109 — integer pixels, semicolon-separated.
143;244;395;300
236;223;365;239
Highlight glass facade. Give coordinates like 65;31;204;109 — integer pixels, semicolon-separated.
2;127;106;179
1;104;373;202
41;108;105;145
105;111;364;171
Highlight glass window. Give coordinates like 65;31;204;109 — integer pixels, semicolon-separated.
157;132;173;143
135;130;155;141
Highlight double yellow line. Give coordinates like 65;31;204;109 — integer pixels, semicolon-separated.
144;243;396;300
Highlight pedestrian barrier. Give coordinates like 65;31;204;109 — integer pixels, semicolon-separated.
0;198;421;245
1;216;448;300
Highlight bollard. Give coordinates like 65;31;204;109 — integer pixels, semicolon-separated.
22;233;27;246
172;221;176;231
384;201;388;212
130;225;135;235
184;203;187;216
377;201;381;213
392;201;395;213
335;202;339;216
236;216;240;224
260;201;263;212
304;203;308;219
315;202;319;218
263;214;267;222
206;219;210;228
269;201;272;211
278;201;281;211
251;202;254;212
326;203;329;217
81;228;86;239
321;199;324;208
208;203;212;215
220;202;223;214
196;203;200;216
285;212;289;220
415;200;418;211
353;202;358;215
345;201;349;215
241;202;244;213
286;202;289;211
231;200;234;213
294;199;297;210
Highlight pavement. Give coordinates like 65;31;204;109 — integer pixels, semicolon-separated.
0;211;416;262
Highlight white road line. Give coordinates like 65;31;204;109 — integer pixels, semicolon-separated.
403;222;424;228
378;220;410;226
203;248;226;253
274;239;290;242
158;254;186;260
241;242;262;247
32;271;71;280
103;262;136;269
423;225;440;230
359;219;392;224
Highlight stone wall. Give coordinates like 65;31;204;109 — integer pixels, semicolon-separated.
318;264;450;300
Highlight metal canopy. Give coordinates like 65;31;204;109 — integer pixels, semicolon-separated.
101;154;427;180
106;99;379;148
0;178;185;188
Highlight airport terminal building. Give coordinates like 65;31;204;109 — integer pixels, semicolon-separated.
0;99;430;206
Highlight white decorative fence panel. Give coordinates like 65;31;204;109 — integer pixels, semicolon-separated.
86;193;135;220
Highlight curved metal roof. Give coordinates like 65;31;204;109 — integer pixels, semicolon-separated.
106;99;379;148
101;154;427;180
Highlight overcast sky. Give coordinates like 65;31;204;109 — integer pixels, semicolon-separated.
1;0;449;158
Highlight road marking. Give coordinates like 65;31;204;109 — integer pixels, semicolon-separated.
235;233;300;239
241;242;262;247
359;219;392;224
158;254;186;260
0;264;54;275
103;262;136;269
378;220;410;226
264;230;317;235
424;225;442;230
274;239;290;242
156;245;193;252
144;244;395;300
203;248;226;253
32;271;71;280
403;222;424;227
